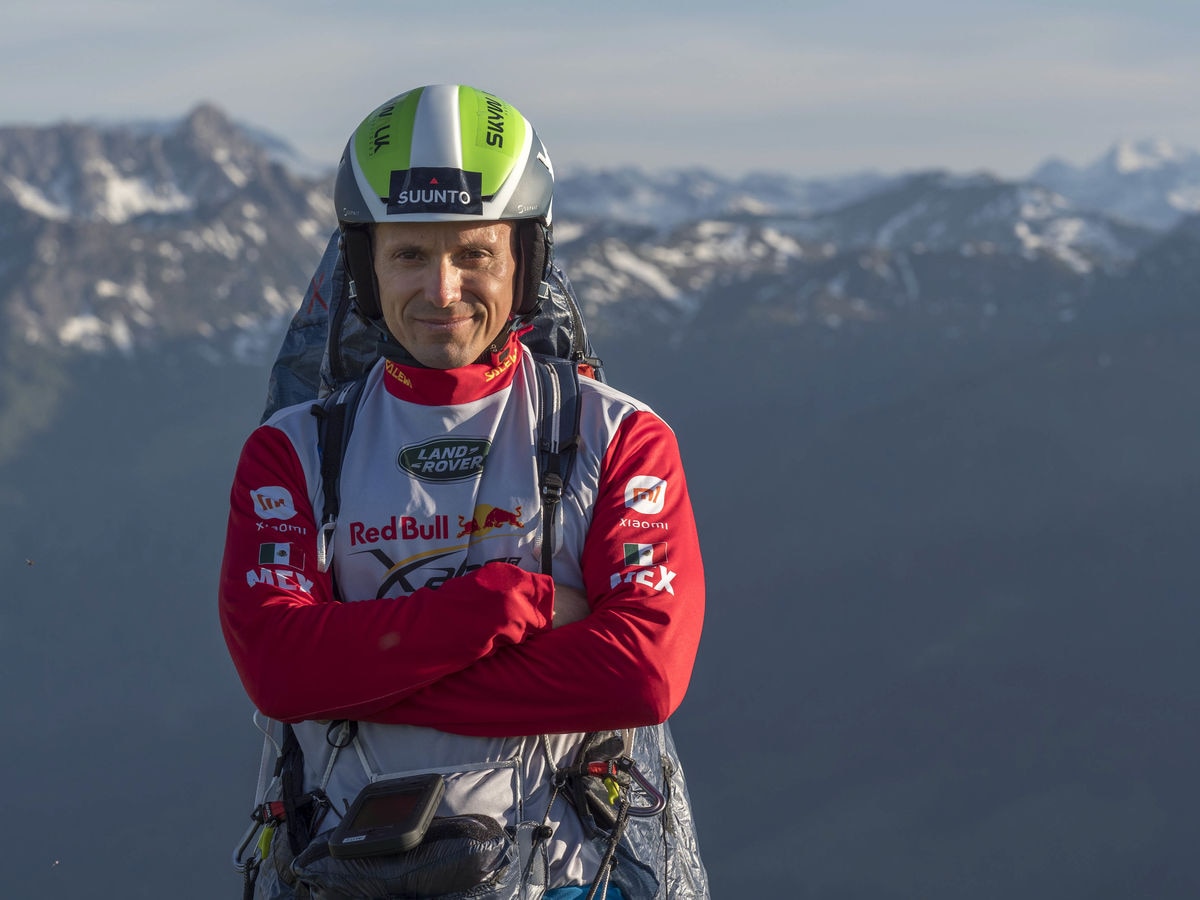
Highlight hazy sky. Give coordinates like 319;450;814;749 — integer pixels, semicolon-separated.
4;0;1198;178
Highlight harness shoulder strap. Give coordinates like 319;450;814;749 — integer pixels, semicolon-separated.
534;357;583;578
311;376;368;577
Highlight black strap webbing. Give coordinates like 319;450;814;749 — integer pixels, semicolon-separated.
277;723;310;855
312;377;367;527
535;358;582;578
311;377;367;596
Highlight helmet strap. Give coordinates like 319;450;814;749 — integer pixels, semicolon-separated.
341;225;382;321
515;220;551;317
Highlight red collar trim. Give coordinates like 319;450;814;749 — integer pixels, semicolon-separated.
382;337;521;405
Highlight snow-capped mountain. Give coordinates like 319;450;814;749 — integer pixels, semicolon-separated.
785;170;1156;273
0;104;306;225
548;168;1174;354
554;165;894;228
1;104;1198;369
1030;138;1200;230
0;105;334;355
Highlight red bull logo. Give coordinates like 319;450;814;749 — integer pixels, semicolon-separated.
457;504;524;538
349;515;450;546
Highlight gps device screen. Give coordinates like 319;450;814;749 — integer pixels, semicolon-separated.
349;791;422;830
328;773;445;859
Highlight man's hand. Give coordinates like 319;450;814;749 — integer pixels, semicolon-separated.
552;583;591;628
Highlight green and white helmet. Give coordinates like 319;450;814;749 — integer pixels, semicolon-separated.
335;84;555;317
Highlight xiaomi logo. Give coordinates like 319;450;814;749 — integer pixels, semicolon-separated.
624;476;666;515
251;486;296;521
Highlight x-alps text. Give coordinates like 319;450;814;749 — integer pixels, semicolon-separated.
367;549;522;598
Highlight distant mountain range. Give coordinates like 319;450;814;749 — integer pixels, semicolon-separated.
1;107;1198;369
3;105;1200;899
4;103;1200;462
1031;138;1200;230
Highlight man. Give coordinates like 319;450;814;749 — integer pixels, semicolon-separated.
220;84;707;899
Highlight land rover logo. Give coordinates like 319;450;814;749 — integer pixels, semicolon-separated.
399;438;490;482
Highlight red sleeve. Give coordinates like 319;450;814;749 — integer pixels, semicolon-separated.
218;424;555;723
361;410;705;736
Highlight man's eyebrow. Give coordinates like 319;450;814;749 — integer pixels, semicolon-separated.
458;239;495;252
381;240;424;253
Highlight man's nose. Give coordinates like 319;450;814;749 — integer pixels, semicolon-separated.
426;257;462;307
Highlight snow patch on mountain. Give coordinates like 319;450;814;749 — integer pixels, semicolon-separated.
760;228;804;257
95;278;156;321
59;313;135;354
1014;221;1085;273
603;244;681;300
212;146;250;188
84;155;195;223
1113;138;1185;174
3;175;71;220
1166;185;1200;215
876;199;931;246
179;223;244;259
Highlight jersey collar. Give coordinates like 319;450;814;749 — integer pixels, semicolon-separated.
381;334;521;405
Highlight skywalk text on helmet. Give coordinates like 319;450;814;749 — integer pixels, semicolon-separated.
484;94;507;148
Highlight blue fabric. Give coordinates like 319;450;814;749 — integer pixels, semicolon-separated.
544;887;624;900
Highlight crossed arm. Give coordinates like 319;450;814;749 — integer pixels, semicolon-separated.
219;411;704;736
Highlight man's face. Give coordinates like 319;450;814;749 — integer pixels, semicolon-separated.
373;220;517;369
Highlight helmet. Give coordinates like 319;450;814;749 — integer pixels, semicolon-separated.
334;84;555;319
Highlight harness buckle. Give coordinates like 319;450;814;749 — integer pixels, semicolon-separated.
316;518;336;572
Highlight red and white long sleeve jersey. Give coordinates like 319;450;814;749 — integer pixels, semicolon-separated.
218;335;704;883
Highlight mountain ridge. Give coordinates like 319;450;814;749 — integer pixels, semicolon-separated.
4;103;1200;468
3;102;1197;367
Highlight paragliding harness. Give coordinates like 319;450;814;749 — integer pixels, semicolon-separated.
233;230;670;899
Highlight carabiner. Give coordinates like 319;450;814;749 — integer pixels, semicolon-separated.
618;756;666;817
232;815;263;871
583;757;666;817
